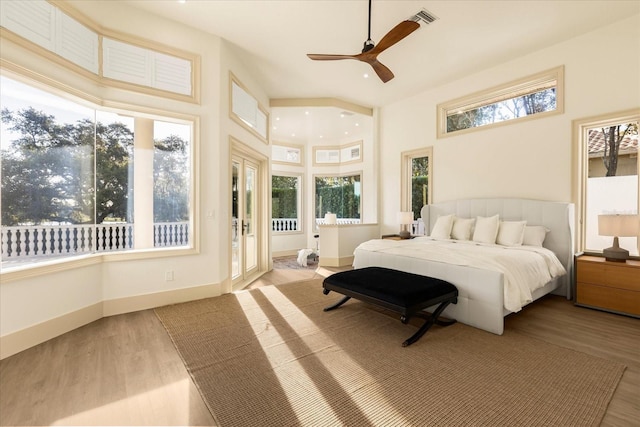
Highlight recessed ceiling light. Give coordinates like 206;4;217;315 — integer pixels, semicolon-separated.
344;131;349;135
275;117;280;121
340;113;345;118
363;73;369;78
273;126;277;130
319;135;323;138
177;0;186;3
305;111;310;115
291;133;295;137
355;123;360;127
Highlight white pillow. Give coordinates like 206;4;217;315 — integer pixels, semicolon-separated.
523;225;550;247
451;216;475;240
430;214;454;239
472;214;500;244
496;220;527;246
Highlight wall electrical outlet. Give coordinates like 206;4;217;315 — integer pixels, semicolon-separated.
165;270;174;281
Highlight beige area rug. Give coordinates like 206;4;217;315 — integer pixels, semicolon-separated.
273;255;319;270
155;279;625;427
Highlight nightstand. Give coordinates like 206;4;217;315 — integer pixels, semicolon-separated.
575;255;640;317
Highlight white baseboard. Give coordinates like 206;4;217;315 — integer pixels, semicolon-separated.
0;302;102;360
272;249;300;257
0;283;220;360
318;255;354;267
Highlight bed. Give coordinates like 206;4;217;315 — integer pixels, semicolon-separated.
353;198;575;335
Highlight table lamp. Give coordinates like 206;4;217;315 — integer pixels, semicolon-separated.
397;211;414;239
598;214;639;262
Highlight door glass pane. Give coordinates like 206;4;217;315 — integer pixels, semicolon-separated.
585;121;638;255
231;161;240;280
245;164;257;271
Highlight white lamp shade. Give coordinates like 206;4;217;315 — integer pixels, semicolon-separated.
598;214;639;237
397;211;414;225
324;212;337;225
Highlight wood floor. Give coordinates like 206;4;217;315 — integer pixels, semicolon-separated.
1;265;638;426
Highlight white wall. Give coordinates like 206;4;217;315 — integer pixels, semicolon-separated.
378;15;640;235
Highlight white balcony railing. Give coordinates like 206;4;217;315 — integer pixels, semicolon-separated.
271;218;425;234
1;222;189;261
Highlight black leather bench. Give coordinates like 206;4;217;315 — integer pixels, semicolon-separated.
322;267;458;346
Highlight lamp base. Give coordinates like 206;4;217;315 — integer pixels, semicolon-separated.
603;245;629;263
398;230;411;239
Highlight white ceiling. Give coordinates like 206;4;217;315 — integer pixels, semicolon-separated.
110;1;639;144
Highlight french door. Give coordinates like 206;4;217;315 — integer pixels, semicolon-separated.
231;154;260;285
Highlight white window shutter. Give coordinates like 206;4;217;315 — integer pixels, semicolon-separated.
56;10;99;74
153;51;192;96
0;0;55;51
102;37;151;87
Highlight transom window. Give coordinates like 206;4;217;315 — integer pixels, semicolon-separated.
437;66;564;137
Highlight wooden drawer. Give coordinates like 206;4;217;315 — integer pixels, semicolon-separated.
576;282;640;316
576;259;640;292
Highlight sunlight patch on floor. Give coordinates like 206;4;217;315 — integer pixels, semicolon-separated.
251;285;411;425
52;378;193;426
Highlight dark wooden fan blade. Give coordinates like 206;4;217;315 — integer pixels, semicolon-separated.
371;20;420;54
369;60;394;83
307;54;358;61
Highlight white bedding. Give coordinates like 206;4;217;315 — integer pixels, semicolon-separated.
354;237;566;312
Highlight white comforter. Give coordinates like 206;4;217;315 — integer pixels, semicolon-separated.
354;237;566;312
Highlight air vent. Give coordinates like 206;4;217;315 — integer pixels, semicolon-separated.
410;9;438;25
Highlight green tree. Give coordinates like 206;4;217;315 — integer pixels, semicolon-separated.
601;123;638;177
154;134;189;222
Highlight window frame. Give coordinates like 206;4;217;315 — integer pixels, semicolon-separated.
401;147;433;220
229;72;269;144
271;172;303;234
437;66;564;138
0;67;199;282
573;108;640;257
313;172;363;223
272;141;304;166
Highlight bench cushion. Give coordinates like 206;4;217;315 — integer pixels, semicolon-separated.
323;266;457;308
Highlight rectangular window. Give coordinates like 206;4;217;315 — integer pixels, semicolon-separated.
0;75;194;269
576;111;639;256
271;174;301;233
230;73;268;142
401;148;432;235
315;174;361;223
437;66;564;137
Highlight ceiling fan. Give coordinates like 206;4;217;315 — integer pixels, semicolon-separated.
307;1;436;83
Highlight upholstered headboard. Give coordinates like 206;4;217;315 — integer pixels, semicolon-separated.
420;198;575;298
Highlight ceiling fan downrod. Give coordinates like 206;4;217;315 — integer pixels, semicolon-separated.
362;0;374;52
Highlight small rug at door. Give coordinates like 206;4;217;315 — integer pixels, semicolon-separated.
273;255;318;270
155;279;625;427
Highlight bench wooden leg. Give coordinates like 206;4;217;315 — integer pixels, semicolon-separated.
402;299;456;347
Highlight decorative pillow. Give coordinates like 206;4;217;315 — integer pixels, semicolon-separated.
451;216;475;240
496;220;527;246
430;214;454;239
523;225;550;247
472;214;500;244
